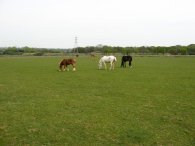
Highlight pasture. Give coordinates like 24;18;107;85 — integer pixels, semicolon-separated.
0;56;195;146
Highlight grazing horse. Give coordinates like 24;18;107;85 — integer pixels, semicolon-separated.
121;55;132;68
99;55;117;70
59;58;76;71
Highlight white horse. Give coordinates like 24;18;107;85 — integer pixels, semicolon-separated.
98;55;117;70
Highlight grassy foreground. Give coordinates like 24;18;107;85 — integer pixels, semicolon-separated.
0;56;195;146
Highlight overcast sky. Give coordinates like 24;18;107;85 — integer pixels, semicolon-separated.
0;0;195;48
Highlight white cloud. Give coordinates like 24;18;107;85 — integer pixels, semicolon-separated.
0;0;195;48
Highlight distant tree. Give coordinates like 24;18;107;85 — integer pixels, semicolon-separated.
179;46;188;55
103;46;112;55
121;48;127;55
22;46;35;53
3;47;23;55
126;47;134;54
1;44;194;56
187;44;195;55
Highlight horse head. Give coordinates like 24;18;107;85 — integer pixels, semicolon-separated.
98;59;103;69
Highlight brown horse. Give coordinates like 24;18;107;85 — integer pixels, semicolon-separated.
59;58;76;71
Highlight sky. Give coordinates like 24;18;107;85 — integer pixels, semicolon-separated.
0;0;195;48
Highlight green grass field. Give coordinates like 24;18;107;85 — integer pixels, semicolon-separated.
0;56;195;146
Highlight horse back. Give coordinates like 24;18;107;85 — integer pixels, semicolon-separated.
60;58;76;66
122;55;132;61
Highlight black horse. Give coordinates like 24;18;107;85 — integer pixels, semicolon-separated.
121;55;132;67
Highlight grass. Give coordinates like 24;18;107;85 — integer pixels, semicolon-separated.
0;55;195;146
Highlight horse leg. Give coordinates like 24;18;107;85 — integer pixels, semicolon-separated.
72;64;76;71
63;65;65;71
63;65;68;71
129;61;132;68
110;62;112;70
99;63;101;69
104;62;107;70
112;62;115;70
121;61;124;67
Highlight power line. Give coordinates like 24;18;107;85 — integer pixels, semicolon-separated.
74;36;78;53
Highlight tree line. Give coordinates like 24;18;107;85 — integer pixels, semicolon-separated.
0;44;195;56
